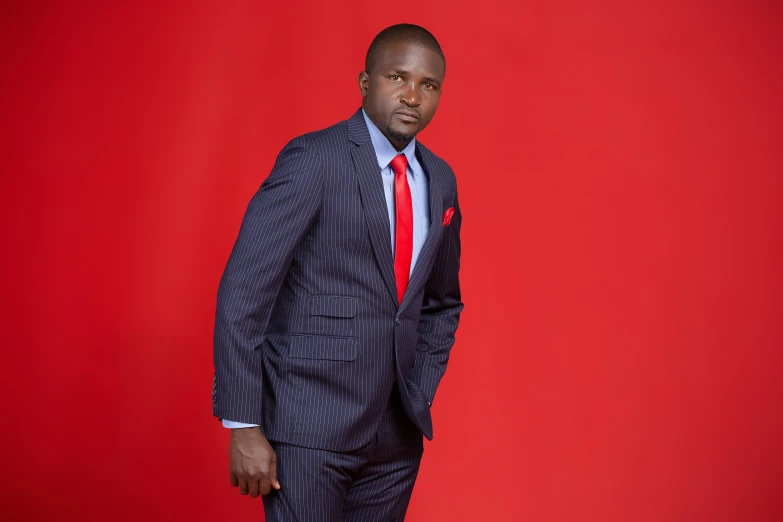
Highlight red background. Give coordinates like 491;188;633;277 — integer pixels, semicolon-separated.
2;1;782;521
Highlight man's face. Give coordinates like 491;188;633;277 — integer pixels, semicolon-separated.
359;42;445;150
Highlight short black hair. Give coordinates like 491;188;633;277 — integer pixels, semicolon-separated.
365;24;445;74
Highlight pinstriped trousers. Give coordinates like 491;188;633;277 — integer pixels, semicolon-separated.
262;387;425;522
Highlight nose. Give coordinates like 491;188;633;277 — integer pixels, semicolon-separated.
400;83;421;107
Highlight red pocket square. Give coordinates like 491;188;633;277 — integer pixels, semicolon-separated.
442;207;455;226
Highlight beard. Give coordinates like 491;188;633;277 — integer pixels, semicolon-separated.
385;117;417;145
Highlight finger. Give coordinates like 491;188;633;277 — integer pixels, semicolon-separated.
239;478;249;495
249;479;260;498
230;471;239;488
270;455;281;490
259;476;272;496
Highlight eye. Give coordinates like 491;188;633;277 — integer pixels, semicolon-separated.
423;83;432;89
389;75;403;82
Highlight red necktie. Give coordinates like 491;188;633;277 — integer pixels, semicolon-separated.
390;154;413;305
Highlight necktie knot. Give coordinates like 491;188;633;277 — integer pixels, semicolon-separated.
390;154;408;175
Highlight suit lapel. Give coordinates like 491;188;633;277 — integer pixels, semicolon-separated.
399;144;446;312
348;110;399;306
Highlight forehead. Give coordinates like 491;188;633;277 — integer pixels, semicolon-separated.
373;42;445;80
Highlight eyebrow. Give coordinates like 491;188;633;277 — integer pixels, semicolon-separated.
390;69;442;84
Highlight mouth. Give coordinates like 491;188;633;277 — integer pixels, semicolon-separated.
394;110;420;124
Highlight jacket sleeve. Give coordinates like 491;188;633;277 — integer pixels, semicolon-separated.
410;185;464;405
212;136;322;425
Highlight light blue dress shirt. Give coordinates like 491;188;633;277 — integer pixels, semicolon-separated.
223;110;431;429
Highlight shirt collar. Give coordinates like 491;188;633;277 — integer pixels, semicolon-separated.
361;108;418;176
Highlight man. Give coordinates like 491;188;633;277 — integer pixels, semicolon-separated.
212;23;463;521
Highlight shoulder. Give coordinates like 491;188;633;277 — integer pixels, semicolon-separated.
269;119;349;174
283;118;349;153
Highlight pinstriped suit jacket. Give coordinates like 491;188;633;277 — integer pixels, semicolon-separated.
212;108;463;452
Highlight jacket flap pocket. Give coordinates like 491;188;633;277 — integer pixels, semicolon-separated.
309;295;357;318
289;335;358;361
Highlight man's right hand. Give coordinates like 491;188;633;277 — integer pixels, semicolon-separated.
229;427;281;497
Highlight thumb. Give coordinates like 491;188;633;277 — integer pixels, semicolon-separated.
270;454;281;490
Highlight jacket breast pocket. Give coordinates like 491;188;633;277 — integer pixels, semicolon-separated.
307;295;358;338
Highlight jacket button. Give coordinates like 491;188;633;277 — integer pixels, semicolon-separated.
395;318;401;325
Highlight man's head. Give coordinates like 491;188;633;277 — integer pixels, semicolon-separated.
358;24;446;151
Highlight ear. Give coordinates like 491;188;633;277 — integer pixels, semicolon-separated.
357;71;369;97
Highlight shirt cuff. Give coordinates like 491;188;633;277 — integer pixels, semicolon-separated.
222;420;260;429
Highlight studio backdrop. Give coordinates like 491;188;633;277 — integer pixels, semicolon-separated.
1;1;781;521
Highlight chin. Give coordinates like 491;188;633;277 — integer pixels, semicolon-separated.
388;125;418;143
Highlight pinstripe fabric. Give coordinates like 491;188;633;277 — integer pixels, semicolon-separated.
262;388;424;522
213;108;463;452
